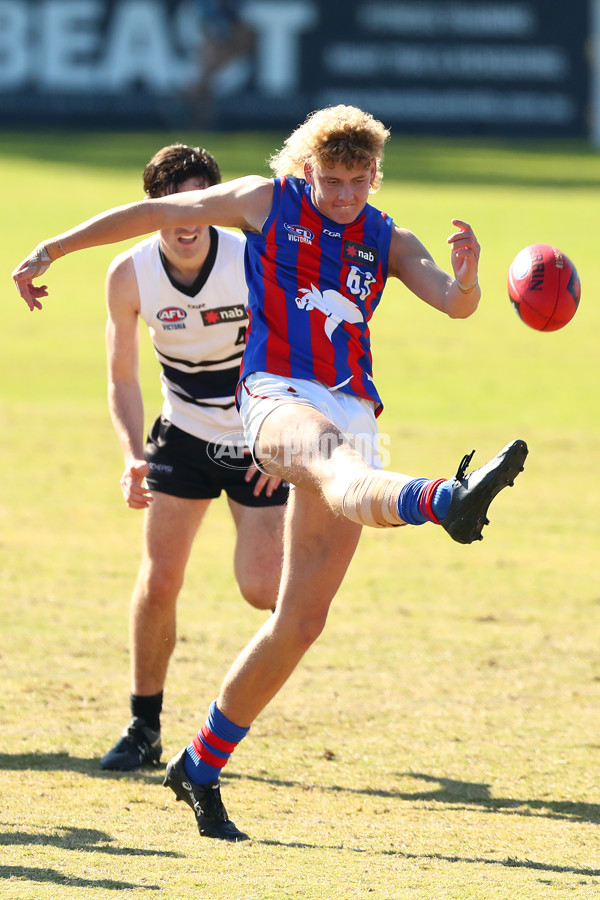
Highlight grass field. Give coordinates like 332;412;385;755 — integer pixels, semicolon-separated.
1;131;600;900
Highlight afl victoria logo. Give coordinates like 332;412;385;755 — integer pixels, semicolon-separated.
284;223;314;242
158;307;187;323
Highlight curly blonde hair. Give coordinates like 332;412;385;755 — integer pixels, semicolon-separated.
269;105;390;191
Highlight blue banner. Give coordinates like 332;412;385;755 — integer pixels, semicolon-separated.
0;0;589;136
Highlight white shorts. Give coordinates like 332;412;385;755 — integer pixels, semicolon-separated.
238;372;384;469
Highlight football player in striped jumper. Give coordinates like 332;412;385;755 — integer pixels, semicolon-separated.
13;106;527;841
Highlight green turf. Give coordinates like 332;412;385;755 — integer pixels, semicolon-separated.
1;131;599;899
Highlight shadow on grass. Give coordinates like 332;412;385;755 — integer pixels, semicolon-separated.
259;775;600;879
258;837;600;878
0;812;180;888
3;753;599;828
388;851;600;879
0;750;164;783
227;769;600;827
0;864;160;892
391;771;600;827
0;823;172;892
0;750;179;890
2;754;599;880
0;822;179;858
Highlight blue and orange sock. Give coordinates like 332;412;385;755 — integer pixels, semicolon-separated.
397;477;453;525
183;700;250;785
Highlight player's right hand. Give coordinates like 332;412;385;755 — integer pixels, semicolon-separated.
244;460;282;498
12;244;53;310
120;460;154;509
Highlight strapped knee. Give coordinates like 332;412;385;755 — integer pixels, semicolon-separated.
341;472;408;528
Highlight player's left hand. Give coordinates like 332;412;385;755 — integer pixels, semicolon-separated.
447;219;480;289
245;461;282;497
12;244;54;310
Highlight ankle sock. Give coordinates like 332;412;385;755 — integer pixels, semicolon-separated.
397;477;453;525
184;700;250;785
130;691;163;732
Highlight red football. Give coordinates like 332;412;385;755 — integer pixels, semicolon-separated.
507;243;581;332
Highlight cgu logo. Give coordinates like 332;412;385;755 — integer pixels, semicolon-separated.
158;307;187;322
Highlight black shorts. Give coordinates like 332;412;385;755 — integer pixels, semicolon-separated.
144;416;289;507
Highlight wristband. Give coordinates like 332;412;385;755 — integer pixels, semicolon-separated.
46;238;67;259
456;277;479;294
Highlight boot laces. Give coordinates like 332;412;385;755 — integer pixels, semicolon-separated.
202;783;230;823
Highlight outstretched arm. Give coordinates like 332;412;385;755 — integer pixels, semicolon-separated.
388;218;481;318
12;175;273;310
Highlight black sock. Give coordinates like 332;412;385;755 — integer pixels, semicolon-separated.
130;691;163;732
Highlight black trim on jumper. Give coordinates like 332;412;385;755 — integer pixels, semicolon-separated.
159;226;219;297
155;347;244;368
161;363;240;399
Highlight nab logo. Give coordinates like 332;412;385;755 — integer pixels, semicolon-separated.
158;307;186;322
284;223;314;243
201;305;248;326
343;240;379;266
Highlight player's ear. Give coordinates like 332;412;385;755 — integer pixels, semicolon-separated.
369;158;377;185
303;161;313;184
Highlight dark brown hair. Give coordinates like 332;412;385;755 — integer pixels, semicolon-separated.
143;144;221;197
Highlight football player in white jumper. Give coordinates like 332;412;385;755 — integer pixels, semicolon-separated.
100;144;287;770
